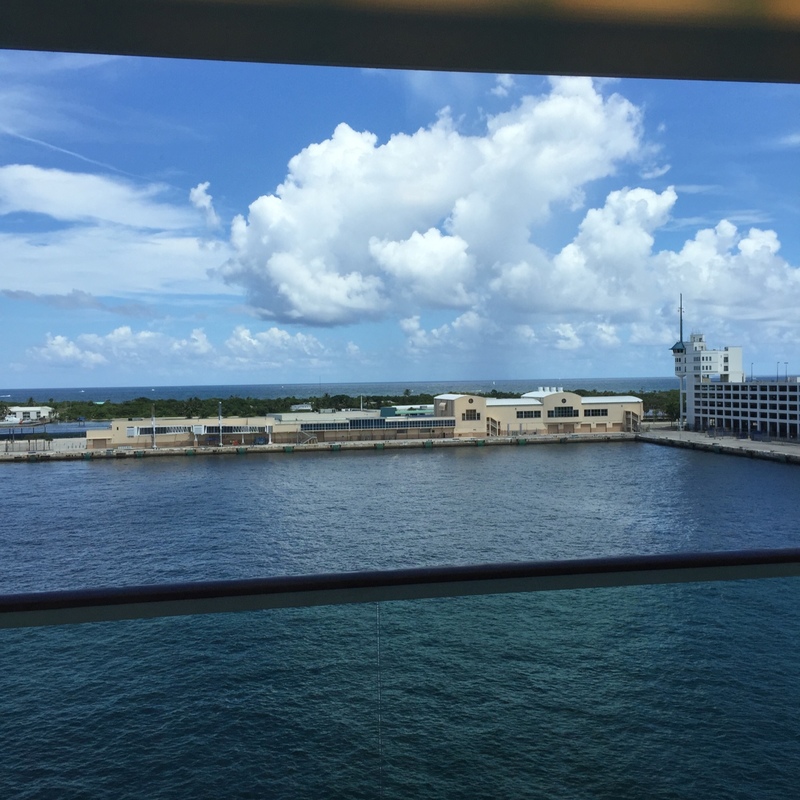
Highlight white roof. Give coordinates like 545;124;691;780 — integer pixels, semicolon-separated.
435;393;465;400
521;390;562;398
581;395;641;404
486;397;542;407
269;410;381;423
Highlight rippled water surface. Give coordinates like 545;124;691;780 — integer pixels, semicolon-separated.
2;442;799;798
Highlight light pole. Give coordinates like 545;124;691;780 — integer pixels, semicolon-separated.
750;362;753;381
785;362;789;381
777;361;780;381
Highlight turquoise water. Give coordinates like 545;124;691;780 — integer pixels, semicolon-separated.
1;442;799;797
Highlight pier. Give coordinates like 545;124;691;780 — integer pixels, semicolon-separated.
636;427;800;465
0;433;633;463
5;427;800;465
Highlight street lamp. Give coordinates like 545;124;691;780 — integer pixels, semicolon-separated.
785;362;789;381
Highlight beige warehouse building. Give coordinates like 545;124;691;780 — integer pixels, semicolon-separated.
435;389;642;438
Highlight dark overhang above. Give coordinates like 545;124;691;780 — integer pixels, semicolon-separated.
2;0;800;83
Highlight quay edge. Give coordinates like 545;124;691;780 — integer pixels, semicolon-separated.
0;433;635;464
636;430;800;466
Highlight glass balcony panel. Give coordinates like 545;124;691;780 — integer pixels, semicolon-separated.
2;579;799;798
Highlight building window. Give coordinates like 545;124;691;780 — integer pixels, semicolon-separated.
516;410;541;419
584;409;608;417
548;407;579;418
464;409;479;421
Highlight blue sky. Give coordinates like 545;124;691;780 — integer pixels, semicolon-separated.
1;51;799;388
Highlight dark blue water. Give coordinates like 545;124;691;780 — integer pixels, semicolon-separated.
1;443;799;797
0;377;675;404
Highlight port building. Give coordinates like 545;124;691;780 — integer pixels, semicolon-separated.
85;390;642;451
3;405;54;423
672;327;800;439
435;390;642;437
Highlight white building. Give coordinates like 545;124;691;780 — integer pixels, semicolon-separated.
4;406;54;423
671;314;799;439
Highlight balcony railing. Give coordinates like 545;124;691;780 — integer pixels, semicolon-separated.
3;548;800;628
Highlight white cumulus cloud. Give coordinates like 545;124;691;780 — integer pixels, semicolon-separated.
219;77;644;327
190;181;221;229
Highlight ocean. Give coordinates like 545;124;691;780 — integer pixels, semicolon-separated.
0;377;676;405
1;441;798;797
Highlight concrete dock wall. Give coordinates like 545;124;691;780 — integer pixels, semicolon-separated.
0;432;633;464
636;430;800;465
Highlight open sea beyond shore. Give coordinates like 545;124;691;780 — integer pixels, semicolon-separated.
2;439;799;797
0;376;675;404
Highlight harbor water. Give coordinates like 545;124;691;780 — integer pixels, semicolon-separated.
1;441;799;797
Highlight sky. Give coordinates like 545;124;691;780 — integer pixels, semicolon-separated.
1;52;799;388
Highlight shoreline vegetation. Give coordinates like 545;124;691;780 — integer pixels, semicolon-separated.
9;389;680;423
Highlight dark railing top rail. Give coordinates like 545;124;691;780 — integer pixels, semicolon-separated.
3;548;800;629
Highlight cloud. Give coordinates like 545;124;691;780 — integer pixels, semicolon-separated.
0;165;194;229
0;164;235;300
190;181;221;229
491;74;515;98
775;133;800;148
674;184;722;195
28;327;215;371
641;164;671;179
24;324;328;375
0;225;232;297
1;289;157;317
223;325;327;367
74;326;213;364
550;323;583;350
492;186;677;315
29;334;109;368
399;311;494;356
219;77;644;326
655;220;796;315
369;228;476;308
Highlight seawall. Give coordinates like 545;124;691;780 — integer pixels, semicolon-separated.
636;429;800;466
0;432;634;464
8;429;800;465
